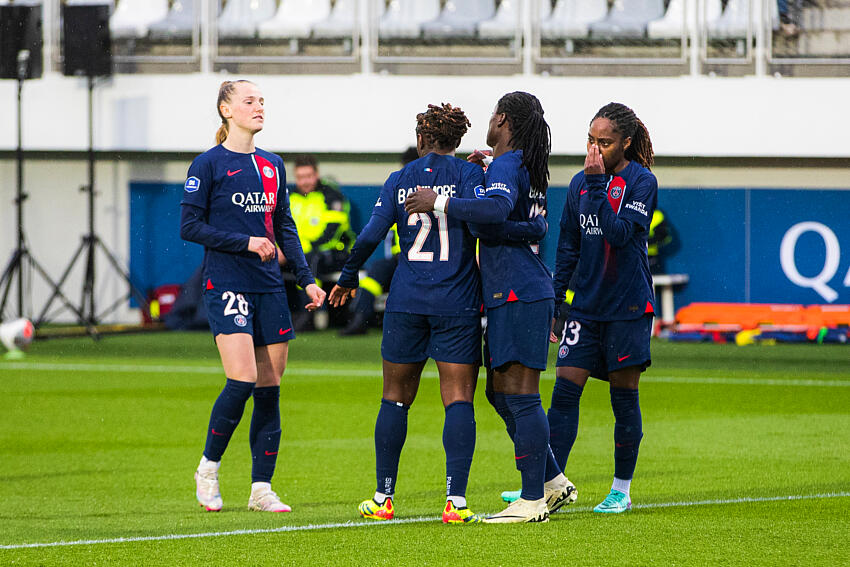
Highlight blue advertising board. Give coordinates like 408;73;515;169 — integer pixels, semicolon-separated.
130;182;850;307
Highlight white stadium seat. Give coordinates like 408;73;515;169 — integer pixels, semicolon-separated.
541;0;609;40
477;0;519;40
379;0;441;39
708;0;750;39
149;0;198;41
421;0;496;40
218;0;277;39
312;0;357;39
258;0;332;39
111;0;169;40
647;0;690;39
590;0;666;39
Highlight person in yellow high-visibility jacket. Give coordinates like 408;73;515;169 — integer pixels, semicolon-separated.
282;155;354;330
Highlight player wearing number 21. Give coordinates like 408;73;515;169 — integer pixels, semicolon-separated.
405;92;569;523
180;80;326;513
329;103;543;524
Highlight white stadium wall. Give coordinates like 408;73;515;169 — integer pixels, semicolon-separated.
0;73;848;324
0;73;849;156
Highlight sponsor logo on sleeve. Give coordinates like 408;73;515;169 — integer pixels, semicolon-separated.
474;185;486;199
624;200;648;216
486;182;510;194
375;196;383;207
184;176;200;192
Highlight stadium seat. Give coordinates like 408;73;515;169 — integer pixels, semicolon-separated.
708;0;750;40
218;0;277;39
590;0;666;39
149;0;198;41
646;0;690;39
111;0;170;40
477;0;519;40
258;0;331;39
541;0;609;40
379;0;441;39
421;0;496;40
312;0;356;39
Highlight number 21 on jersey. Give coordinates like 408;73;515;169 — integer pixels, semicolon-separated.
407;211;449;262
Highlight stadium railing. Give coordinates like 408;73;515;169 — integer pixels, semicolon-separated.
43;0;850;77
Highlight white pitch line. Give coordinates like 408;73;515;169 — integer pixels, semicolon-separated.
1;491;847;551
1;361;849;388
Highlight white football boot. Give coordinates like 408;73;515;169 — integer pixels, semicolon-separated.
544;474;578;513
248;483;292;513
484;497;549;523
195;459;223;512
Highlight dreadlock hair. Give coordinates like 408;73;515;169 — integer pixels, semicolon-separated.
592;102;654;170
415;103;471;151
495;91;551;195
215;79;254;145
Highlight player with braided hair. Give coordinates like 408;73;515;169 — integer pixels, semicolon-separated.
546;101;658;514
328;102;546;524
407;92;568;523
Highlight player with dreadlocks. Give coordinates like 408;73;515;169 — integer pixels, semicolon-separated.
329;103;544;524
406;92;569;523
541;101;657;514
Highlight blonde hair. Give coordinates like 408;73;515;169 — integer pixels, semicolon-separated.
215;80;254;145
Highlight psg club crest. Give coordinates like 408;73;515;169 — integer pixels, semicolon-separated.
558;345;569;358
234;315;247;327
609;185;622;199
263;166;274;179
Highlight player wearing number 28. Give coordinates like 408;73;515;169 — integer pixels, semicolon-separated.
180;80;326;513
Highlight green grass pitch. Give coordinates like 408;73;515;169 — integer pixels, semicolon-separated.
1;331;848;565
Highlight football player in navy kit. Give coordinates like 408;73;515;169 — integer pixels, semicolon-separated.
550;102;658;514
181;80;326;513
328;103;544;525
406;92;572;523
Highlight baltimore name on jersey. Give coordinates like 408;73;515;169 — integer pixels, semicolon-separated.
337;152;483;317
180;144;314;293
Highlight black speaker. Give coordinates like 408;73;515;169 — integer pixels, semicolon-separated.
62;4;112;77
0;5;44;80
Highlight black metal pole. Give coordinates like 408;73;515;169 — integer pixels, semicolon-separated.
15;74;24;315
84;74;96;323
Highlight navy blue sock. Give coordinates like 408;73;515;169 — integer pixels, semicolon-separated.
250;386;281;483
486;390;516;441
610;387;643;480
548;378;584;472
203;379;255;462
505;393;550;501
443;401;475;499
374;398;409;497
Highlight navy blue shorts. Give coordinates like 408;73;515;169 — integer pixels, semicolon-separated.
203;289;294;346
381;311;481;365
555;314;652;379
484;299;554;371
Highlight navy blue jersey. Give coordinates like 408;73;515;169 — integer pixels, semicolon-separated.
476;150;554;308
338;153;483;317
554;161;657;321
180;145;314;293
